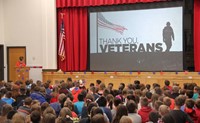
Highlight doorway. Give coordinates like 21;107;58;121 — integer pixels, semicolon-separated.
7;47;26;82
0;45;4;81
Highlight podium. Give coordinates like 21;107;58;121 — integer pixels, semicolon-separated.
15;67;30;83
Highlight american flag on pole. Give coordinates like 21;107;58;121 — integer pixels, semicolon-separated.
58;18;66;61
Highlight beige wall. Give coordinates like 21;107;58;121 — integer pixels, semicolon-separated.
0;0;6;80
0;0;4;44
1;0;57;82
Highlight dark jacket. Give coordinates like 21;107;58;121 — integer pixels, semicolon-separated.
30;92;46;104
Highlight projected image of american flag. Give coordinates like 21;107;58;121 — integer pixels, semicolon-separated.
98;13;127;35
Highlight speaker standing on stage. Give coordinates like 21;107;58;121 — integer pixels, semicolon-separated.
16;56;26;67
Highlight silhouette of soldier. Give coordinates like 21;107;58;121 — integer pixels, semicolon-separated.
163;22;174;52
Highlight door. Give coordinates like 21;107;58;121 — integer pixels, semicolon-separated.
0;45;4;81
7;47;26;82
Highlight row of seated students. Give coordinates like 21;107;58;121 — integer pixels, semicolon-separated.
0;78;199;123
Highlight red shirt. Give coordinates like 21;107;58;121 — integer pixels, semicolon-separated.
185;108;199;123
170;98;175;110
138;106;152;123
71;88;82;103
195;108;200;123
72;111;78;118
50;93;59;103
16;61;26;67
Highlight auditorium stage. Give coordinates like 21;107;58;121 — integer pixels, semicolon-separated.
42;71;200;88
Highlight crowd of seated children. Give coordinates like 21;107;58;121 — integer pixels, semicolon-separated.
0;78;199;123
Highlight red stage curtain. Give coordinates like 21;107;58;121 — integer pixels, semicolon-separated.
57;0;165;8
194;0;200;71
57;8;88;71
56;0;166;8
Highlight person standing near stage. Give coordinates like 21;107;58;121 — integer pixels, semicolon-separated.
16;56;26;67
